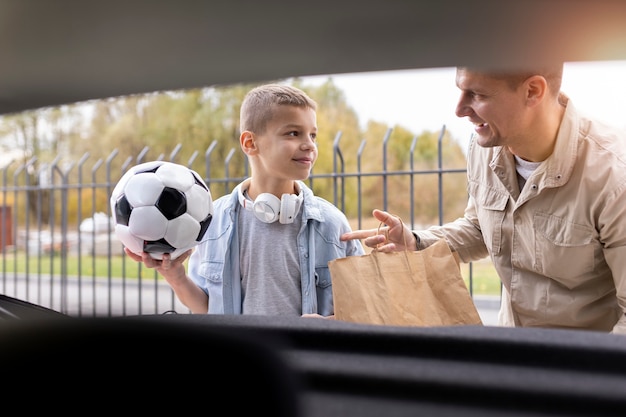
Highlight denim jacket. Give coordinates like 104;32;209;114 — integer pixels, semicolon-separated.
187;180;364;315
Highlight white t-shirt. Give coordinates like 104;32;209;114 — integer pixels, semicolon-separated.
515;155;542;190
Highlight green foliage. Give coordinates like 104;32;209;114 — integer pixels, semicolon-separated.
0;78;470;227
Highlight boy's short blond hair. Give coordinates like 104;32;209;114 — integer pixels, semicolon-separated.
240;84;317;134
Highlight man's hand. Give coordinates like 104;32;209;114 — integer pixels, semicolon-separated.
340;209;418;252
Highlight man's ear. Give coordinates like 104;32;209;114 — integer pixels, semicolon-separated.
240;131;258;155
525;75;547;106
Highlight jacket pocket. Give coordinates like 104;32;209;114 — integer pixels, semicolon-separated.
315;266;332;289
199;261;224;284
315;267;333;316
534;212;595;285
469;181;508;255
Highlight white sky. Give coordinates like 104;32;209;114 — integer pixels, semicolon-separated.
301;60;626;151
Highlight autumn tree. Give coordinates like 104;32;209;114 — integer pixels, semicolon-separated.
0;78;470;230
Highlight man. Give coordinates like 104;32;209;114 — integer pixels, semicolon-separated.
342;64;626;334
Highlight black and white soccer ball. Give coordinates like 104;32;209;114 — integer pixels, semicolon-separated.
110;161;213;260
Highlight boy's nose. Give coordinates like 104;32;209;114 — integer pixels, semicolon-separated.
302;138;316;149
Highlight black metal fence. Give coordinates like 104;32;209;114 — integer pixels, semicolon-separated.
0;127;495;317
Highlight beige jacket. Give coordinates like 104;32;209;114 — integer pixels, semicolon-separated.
416;95;626;333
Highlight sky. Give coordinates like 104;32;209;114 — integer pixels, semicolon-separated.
300;60;626;151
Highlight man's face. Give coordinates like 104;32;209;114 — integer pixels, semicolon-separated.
454;68;528;149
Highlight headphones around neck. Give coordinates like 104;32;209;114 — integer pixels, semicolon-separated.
237;179;303;224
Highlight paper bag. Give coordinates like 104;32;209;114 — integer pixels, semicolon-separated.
329;238;482;326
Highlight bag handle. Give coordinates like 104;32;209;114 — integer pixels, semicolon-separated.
375;216;416;283
376;215;408;251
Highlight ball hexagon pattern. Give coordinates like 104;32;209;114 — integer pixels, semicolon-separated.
110;161;213;260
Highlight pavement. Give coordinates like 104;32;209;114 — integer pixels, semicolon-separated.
473;294;501;326
2;273;502;325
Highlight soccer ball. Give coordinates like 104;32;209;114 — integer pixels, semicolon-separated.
110;161;213;260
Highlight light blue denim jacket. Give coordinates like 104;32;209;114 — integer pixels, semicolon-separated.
187;180;364;315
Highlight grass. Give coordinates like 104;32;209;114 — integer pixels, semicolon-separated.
460;260;501;296
0;249;502;296
0;251;169;280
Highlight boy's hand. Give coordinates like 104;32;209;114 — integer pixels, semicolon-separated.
124;248;191;282
301;313;335;319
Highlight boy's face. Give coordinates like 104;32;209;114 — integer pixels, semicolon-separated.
252;105;318;181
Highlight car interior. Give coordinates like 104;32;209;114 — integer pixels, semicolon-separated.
2;1;626;416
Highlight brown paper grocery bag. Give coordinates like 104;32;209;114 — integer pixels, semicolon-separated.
329;238;482;326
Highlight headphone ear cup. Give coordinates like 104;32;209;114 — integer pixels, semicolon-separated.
279;194;297;224
253;193;281;223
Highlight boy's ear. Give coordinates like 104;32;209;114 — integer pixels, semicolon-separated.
240;131;258;155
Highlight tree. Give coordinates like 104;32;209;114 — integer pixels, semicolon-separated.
0;78;471;229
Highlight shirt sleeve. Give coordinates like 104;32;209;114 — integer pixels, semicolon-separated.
414;194;489;263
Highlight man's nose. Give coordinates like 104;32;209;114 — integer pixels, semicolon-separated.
455;96;471;118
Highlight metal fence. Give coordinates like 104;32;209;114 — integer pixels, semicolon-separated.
0;127;493;318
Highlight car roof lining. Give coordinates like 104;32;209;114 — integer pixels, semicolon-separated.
2;0;626;115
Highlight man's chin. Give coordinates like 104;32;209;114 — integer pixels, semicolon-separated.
475;135;499;148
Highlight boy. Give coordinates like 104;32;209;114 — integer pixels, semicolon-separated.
127;83;364;316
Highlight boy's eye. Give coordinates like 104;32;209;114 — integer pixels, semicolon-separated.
286;130;316;142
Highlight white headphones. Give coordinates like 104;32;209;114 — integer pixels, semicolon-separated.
237;178;303;224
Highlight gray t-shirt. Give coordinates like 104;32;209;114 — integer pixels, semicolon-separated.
238;201;302;315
